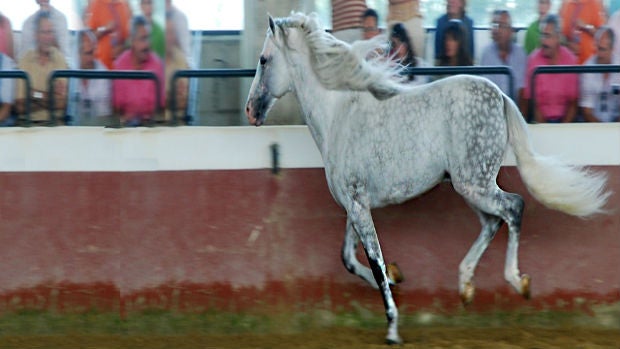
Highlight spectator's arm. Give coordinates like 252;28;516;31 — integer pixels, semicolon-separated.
533;102;545;123
563;99;578;123
579;73;598;122
176;78;188;111
0;103;11;121
581;107;600;122
52;79;67;111
15;98;26;115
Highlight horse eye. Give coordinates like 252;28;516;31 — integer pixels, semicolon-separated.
259;56;267;65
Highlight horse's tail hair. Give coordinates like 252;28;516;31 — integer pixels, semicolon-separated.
503;95;611;218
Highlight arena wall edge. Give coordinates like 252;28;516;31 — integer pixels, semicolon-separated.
0;125;618;315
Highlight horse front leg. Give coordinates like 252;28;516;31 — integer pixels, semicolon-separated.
342;217;379;288
342;218;404;289
348;200;401;345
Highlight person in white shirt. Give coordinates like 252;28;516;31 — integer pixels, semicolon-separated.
580;26;620;122
69;29;114;126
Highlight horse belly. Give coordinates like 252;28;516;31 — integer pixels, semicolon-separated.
368;160;446;208
326;153;446;209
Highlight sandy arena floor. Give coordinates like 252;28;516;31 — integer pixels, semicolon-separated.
3;327;620;349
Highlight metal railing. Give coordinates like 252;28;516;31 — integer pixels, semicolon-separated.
405;65;515;99
48;70;162;125
168;66;514;124
0;70;31;124
530;64;620;122
169;68;255;124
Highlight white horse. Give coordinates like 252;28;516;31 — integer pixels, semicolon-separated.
245;13;610;344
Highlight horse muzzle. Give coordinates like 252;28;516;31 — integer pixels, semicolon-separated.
245;95;275;127
245;102;264;127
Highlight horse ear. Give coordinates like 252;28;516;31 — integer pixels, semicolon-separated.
268;15;276;35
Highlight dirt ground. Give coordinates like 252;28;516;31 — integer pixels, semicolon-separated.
2;327;619;349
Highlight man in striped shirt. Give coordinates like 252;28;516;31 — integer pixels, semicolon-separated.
331;0;367;43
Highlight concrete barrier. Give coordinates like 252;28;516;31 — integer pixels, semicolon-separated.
0;125;618;316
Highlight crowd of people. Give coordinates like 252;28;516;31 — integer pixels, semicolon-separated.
334;0;620;123
1;0;619;126
0;0;190;127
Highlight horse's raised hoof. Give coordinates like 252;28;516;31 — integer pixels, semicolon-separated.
521;274;531;300
460;281;475;305
387;262;404;284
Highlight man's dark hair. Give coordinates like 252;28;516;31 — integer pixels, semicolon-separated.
362;8;379;22
131;15;151;39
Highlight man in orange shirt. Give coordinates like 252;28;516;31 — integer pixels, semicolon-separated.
559;0;605;64
87;0;132;69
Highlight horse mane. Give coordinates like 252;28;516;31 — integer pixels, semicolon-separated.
274;12;406;100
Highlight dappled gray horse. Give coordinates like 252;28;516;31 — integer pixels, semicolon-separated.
245;12;610;345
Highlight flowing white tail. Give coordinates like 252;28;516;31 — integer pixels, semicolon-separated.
504;96;611;218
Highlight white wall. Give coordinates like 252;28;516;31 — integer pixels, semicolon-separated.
0;124;618;172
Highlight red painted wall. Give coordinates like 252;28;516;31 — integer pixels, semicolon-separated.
0;167;618;315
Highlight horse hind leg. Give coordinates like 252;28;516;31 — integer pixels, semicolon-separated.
456;185;530;301
500;192;531;299
459;209;503;304
342;218;404;289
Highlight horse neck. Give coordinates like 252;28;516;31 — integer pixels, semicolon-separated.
288;54;335;154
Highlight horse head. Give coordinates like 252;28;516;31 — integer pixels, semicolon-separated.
245;16;296;126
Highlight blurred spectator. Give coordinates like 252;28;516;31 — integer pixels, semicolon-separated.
523;14;579;123
141;0;164;58
165;11;189;124
580;26;620;122
0;52;16;126
20;0;70;62
113;15;164;126
610;0;620;18
524;0;552;54
480;10;527;102
71;29;114;126
361;8;381;40
437;20;473;66
389;23;428;85
0;11;14;59
559;0;604;64
16;11;68;125
388;0;425;59
166;0;190;61
331;0;367;43
87;0;132;69
435;0;474;62
607;7;620;61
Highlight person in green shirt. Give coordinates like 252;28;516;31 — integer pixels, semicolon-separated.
524;0;552;54
141;0;165;58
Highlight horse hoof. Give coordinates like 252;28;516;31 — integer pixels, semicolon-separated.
521;274;531;299
387;262;404;284
460;282;475;305
385;335;403;345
